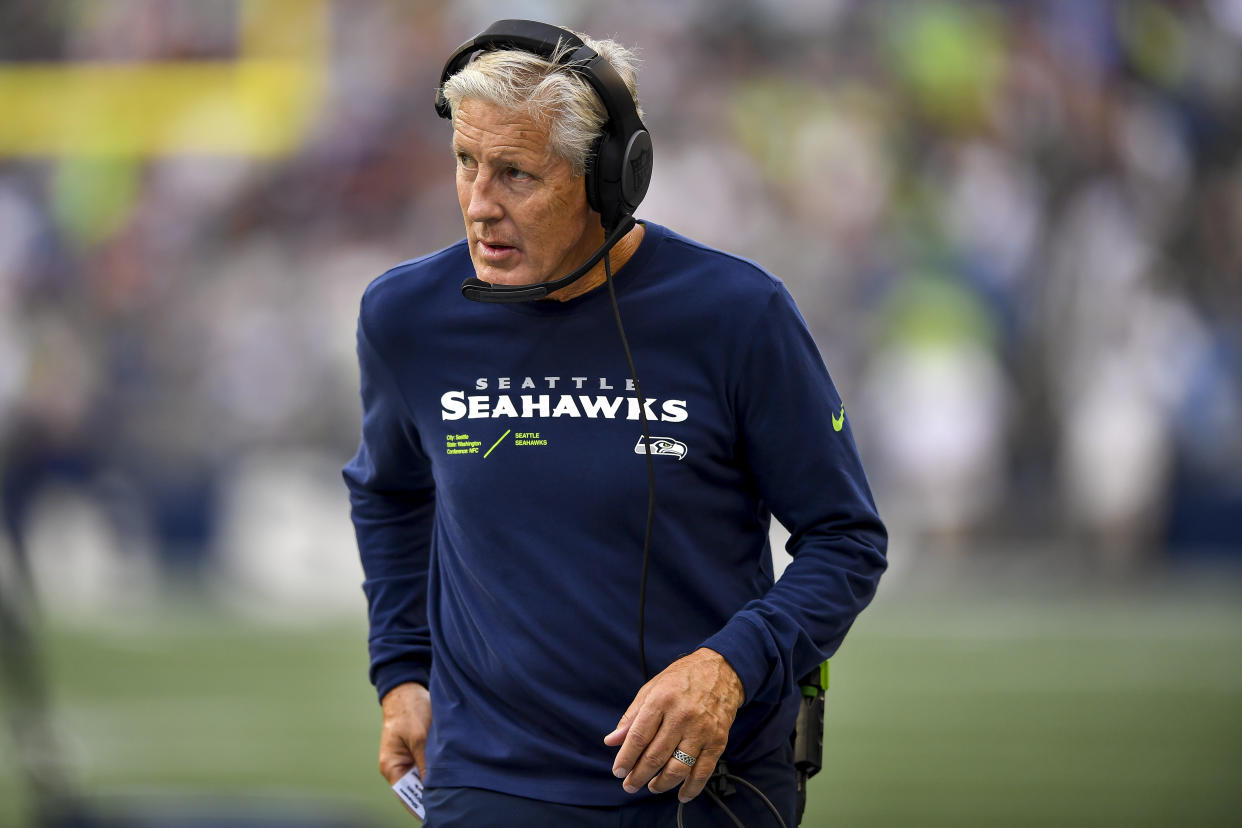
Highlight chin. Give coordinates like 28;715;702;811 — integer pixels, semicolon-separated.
474;269;520;286
473;262;537;287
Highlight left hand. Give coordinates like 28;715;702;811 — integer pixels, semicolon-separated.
603;647;745;803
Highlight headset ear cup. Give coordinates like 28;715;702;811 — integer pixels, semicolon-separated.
584;134;605;216
621;130;653;212
593;129;629;231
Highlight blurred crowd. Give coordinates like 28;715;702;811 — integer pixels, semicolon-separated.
1;0;1240;607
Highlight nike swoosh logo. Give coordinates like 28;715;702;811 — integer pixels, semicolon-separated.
832;404;845;432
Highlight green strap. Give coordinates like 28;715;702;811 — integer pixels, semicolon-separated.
800;660;829;697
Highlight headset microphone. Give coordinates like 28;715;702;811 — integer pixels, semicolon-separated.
460;215;636;303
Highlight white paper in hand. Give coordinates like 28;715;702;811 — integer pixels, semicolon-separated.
391;767;425;821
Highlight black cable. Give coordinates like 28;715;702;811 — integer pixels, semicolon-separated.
603;243;656;681
605;230;788;828
705;790;748;828
674;772;790;828
728;773;789;827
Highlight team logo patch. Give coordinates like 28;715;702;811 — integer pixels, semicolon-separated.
634;436;688;461
629;147;653;190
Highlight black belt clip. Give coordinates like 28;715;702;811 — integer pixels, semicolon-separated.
793;661;829;825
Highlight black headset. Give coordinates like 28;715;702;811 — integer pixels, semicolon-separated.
435;19;653;233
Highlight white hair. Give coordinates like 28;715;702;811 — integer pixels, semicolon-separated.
441;32;642;176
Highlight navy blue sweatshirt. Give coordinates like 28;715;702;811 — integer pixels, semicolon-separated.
343;222;887;805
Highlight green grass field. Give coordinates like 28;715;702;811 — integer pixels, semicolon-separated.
2;580;1240;827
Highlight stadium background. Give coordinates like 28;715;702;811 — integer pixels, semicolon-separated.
1;1;1239;825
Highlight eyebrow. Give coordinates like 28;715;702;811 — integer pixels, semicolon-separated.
452;143;538;168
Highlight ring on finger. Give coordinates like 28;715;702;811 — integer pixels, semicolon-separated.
671;748;696;768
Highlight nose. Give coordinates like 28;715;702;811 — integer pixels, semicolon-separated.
465;170;504;224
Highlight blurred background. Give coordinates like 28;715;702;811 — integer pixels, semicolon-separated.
1;0;1240;826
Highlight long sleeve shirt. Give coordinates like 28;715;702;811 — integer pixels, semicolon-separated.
343;221;887;805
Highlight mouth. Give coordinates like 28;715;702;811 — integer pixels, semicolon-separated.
477;239;520;264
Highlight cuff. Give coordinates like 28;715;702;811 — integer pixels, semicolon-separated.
700;613;774;705
373;659;431;704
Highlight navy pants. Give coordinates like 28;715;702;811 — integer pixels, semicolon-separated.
423;742;797;828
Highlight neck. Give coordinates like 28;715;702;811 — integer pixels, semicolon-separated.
547;221;646;302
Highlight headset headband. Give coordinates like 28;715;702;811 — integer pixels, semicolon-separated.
435;19;652;231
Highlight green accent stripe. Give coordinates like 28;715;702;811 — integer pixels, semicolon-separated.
483;429;511;459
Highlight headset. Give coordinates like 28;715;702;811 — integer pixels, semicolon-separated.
436;21;794;827
436;18;653;303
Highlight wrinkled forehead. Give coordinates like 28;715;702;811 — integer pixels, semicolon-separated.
452;98;561;164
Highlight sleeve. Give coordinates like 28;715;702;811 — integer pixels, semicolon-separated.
342;310;437;703
700;283;888;706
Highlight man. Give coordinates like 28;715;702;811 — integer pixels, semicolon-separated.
343;20;887;827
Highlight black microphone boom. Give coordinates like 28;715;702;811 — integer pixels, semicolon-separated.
461;215;637;304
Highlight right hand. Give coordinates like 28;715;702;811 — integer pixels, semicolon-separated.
378;682;433;784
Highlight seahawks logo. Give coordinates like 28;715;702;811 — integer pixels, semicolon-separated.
634;436;687;461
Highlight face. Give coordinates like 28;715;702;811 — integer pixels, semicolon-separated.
453;98;601;286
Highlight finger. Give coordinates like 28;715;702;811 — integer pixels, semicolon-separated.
379;746;414;785
611;704;663;782
604;683;650;747
622;720;683;793
603;720;630;748
378;727;419;784
676;745;724;803
647;745;700;794
414;741;428;780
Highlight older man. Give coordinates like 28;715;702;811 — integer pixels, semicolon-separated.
343;20;887;828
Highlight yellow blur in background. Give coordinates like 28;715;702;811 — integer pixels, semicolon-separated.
0;0;325;156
